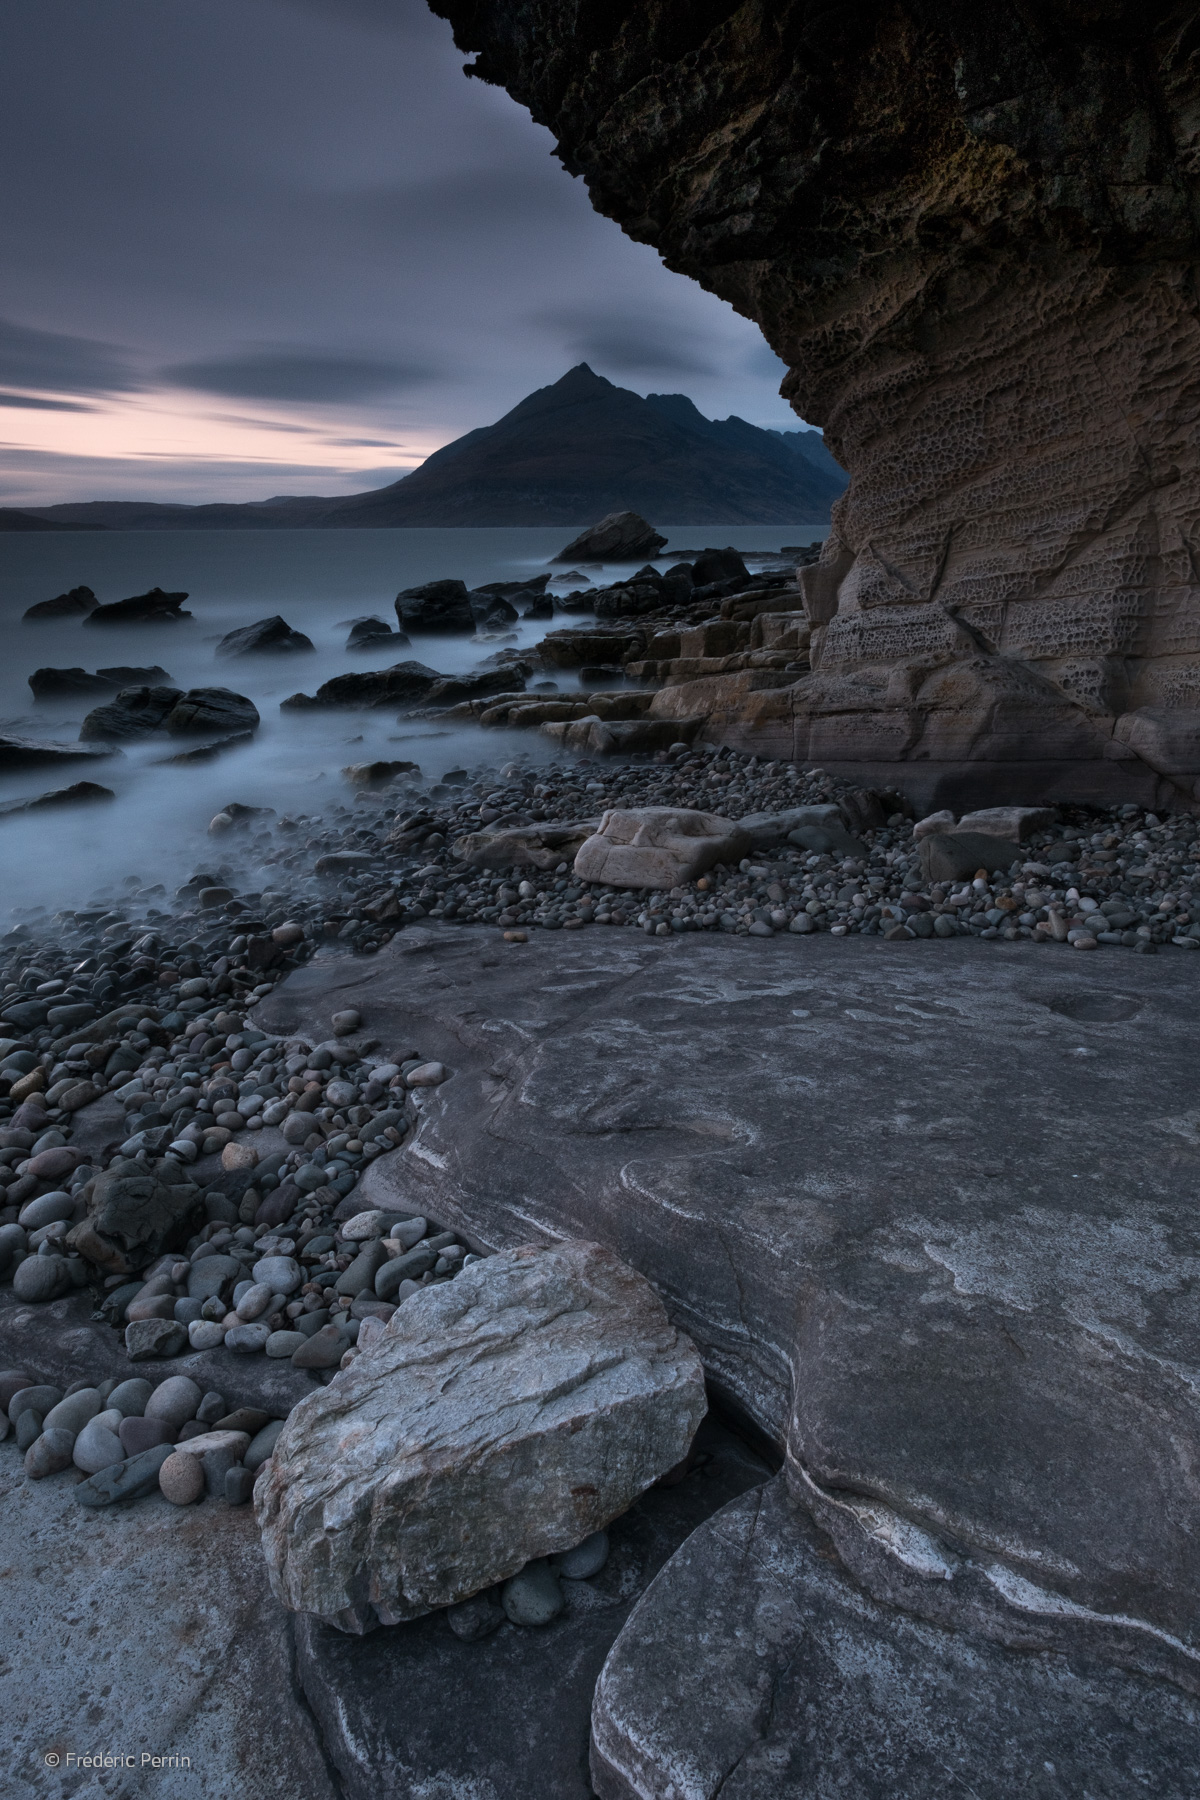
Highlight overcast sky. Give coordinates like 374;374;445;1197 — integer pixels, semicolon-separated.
0;0;799;507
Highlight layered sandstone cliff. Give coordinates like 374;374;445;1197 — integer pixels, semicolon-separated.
431;0;1200;807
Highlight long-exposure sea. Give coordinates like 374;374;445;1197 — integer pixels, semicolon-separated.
0;523;826;920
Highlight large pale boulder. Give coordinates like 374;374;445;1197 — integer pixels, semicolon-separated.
453;819;599;872
255;1240;706;1633
574;807;748;890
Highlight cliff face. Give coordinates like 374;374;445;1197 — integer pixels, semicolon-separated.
432;0;1200;805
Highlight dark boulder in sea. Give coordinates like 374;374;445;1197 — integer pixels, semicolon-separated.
395;580;474;634
22;585;98;621
83;588;190;626
554;513;666;563
215;615;315;658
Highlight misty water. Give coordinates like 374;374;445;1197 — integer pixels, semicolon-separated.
0;524;825;920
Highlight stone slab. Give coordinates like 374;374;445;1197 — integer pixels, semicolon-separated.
590;1475;1200;1800
294;1413;771;1800
252;926;1200;1679
0;1287;317;1419
0;1432;337;1800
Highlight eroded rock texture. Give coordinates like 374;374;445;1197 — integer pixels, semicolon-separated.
431;1;1200;806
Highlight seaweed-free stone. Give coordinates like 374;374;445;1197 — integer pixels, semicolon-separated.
25;1428;76;1479
145;1376;202;1430
256;1240;706;1631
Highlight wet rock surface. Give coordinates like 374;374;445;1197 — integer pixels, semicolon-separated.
257;1239;706;1630
257;924;1200;1704
591;1476;1200;1800
295;1413;771;1800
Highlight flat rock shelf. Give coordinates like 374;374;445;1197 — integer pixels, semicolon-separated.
251;922;1200;1792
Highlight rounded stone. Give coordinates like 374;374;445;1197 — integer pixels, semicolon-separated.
245;1418;286;1470
16;1409;45;1452
251;1254;301;1295
291;1324;346;1368
119;1414;176;1456
0;1371;35;1412
405;1061;447;1087
186;1253;243;1301
17;1190;75;1231
331;1008;362;1036
221;1142;259;1172
13;1255;71;1303
8;1383;62;1421
73;1420;126;1474
236;1281;274;1321
188;1320;227;1350
27;1147;78;1181
145;1375;203;1429
25;1427;77;1479
265;1329;306;1359
501;1560;564;1627
552;1529;610;1579
159;1450;206;1504
225;1322;271;1354
43;1389;103;1435
107;1378;154;1418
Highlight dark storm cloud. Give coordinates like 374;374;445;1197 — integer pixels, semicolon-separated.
0;317;139;397
162;349;440;404
0;392;98;413
535;306;719;379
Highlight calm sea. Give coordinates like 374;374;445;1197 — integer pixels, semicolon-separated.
0;524;825;918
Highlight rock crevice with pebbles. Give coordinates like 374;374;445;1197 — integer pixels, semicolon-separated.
256;1239;707;1633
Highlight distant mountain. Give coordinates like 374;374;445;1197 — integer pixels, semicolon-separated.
0;507;104;532
14;365;845;531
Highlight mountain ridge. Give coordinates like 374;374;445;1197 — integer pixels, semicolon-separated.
14;365;845;530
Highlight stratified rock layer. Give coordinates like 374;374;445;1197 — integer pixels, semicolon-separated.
254;925;1200;1782
433;1;1200;805
255;1239;706;1632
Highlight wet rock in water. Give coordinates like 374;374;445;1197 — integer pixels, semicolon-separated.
23;584;98;620
281;663;441;711
0;781;115;818
216;615;315;657
80;685;182;741
0;734;115;769
69;1164;203;1275
342;759;419;789
29;667;123;699
554;513;666;563
395;579;474;634
346;616;406;649
82;587;190;625
165;687;260;735
256;1239;706;1631
574;807;749;890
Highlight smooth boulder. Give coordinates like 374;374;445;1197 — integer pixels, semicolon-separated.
256;1239;706;1632
574;807;749;891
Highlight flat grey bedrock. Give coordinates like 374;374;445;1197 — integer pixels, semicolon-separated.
256;926;1200;1794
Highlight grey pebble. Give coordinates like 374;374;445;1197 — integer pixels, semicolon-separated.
25;1427;77;1478
501;1559;564;1627
552;1530;610;1579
